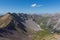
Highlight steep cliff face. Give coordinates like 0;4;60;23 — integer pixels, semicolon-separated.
0;13;41;40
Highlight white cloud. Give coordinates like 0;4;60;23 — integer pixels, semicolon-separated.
31;3;37;7
31;3;43;7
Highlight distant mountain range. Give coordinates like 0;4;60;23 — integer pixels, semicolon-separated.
39;13;60;32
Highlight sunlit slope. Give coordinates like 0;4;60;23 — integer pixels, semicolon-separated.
42;33;60;40
0;14;12;28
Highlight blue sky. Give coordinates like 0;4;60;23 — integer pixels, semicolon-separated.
0;0;60;14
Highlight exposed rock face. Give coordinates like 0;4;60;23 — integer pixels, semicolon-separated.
0;13;41;40
25;19;42;32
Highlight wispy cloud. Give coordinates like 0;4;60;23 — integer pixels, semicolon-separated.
31;3;43;7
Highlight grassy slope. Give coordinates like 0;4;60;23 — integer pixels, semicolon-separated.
32;17;51;40
32;29;50;40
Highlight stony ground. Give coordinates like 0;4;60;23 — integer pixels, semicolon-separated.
42;34;60;40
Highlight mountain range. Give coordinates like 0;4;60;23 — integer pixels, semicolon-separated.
0;13;41;40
